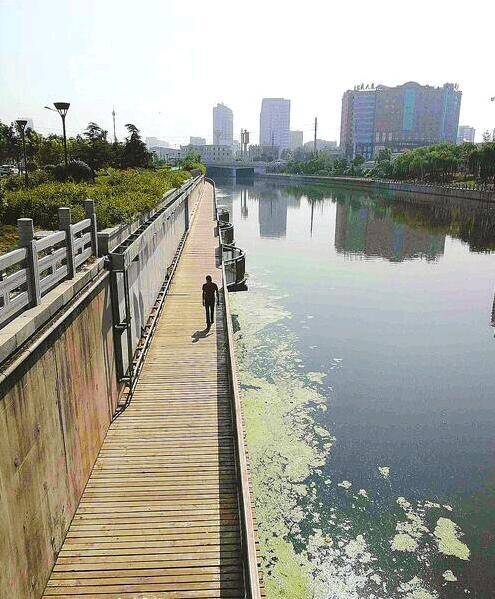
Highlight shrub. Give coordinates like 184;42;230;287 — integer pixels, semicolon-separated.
1;167;191;230
53;160;93;183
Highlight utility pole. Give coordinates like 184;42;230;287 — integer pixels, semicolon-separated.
313;117;318;155
112;107;117;143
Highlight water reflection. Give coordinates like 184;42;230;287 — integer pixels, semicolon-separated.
258;193;288;238
216;178;495;599
335;200;446;262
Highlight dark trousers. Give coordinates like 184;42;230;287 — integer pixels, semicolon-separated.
205;302;215;326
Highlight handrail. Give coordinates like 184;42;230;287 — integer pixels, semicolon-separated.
0;202;97;329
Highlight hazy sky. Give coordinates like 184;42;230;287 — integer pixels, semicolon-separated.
1;0;494;145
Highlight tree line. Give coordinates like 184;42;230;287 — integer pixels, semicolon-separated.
271;142;495;186
0;121;152;180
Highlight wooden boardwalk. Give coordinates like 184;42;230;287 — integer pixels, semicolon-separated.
42;182;258;598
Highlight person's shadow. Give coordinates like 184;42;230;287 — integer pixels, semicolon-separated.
191;327;213;343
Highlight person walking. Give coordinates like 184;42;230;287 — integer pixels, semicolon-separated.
202;275;219;328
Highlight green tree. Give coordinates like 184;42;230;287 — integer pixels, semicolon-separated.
482;130;492;143
377;148;392;163
179;152;206;174
120;124;151;168
72;122;113;176
0;121;21;167
37;135;65;166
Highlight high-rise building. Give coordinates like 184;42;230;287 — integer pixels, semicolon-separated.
259;98;290;154
190;136;206;146
457;126;475;144
212;103;233;146
340;82;462;159
290;130;303;150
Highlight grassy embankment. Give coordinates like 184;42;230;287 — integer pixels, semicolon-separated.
0;168;192;252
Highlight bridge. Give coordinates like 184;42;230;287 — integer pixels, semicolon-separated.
204;164;271;181
0;177;263;598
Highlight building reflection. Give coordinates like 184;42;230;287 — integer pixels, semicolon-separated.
240;188;248;219
258;195;287;238
335;201;446;262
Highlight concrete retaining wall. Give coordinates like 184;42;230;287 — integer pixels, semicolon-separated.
0;176;204;598
0;271;120;599
259;173;495;202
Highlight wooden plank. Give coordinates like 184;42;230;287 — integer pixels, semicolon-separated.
42;181;264;598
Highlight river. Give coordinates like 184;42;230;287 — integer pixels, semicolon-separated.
214;178;495;599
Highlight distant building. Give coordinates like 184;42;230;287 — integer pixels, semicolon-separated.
457;126;475;144
340;82;462;159
248;145;280;162
212;103;233;146
303;139;337;151
182;144;233;163
259;98;290;154
151;147;181;164
146;136;170;149
290;130;304;150
189;136;206;146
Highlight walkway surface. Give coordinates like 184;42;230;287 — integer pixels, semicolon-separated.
43;182;249;598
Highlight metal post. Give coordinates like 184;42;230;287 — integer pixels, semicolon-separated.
18;218;41;306
123;269;134;387
20;129;28;187
84;199;98;256
61;115;68;169
58;207;76;279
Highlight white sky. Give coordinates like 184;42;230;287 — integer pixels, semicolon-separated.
1;0;494;145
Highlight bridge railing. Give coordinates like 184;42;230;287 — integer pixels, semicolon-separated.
0;200;98;329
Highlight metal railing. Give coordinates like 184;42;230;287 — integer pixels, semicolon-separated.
223;244;246;288
0;200;98;329
221;264;263;599
219;220;234;245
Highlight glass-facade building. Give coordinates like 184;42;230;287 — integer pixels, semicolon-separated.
340;82;462;159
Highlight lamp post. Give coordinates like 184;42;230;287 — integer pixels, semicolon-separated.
45;102;70;168
15;119;29;187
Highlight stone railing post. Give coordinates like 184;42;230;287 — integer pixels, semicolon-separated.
58;207;76;279
84;199;98;256
18;218;41;307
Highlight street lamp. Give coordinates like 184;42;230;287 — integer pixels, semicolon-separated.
15;119;29;187
45;102;70;168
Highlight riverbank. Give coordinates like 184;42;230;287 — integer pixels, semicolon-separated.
258;172;495;203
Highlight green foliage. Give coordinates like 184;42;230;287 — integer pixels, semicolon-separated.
71;123;113;173
276;142;495;185
0;225;18;253
1;168;191;231
53;160;94;183
0;121;20;166
179;152;206;174
120;123;151;168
